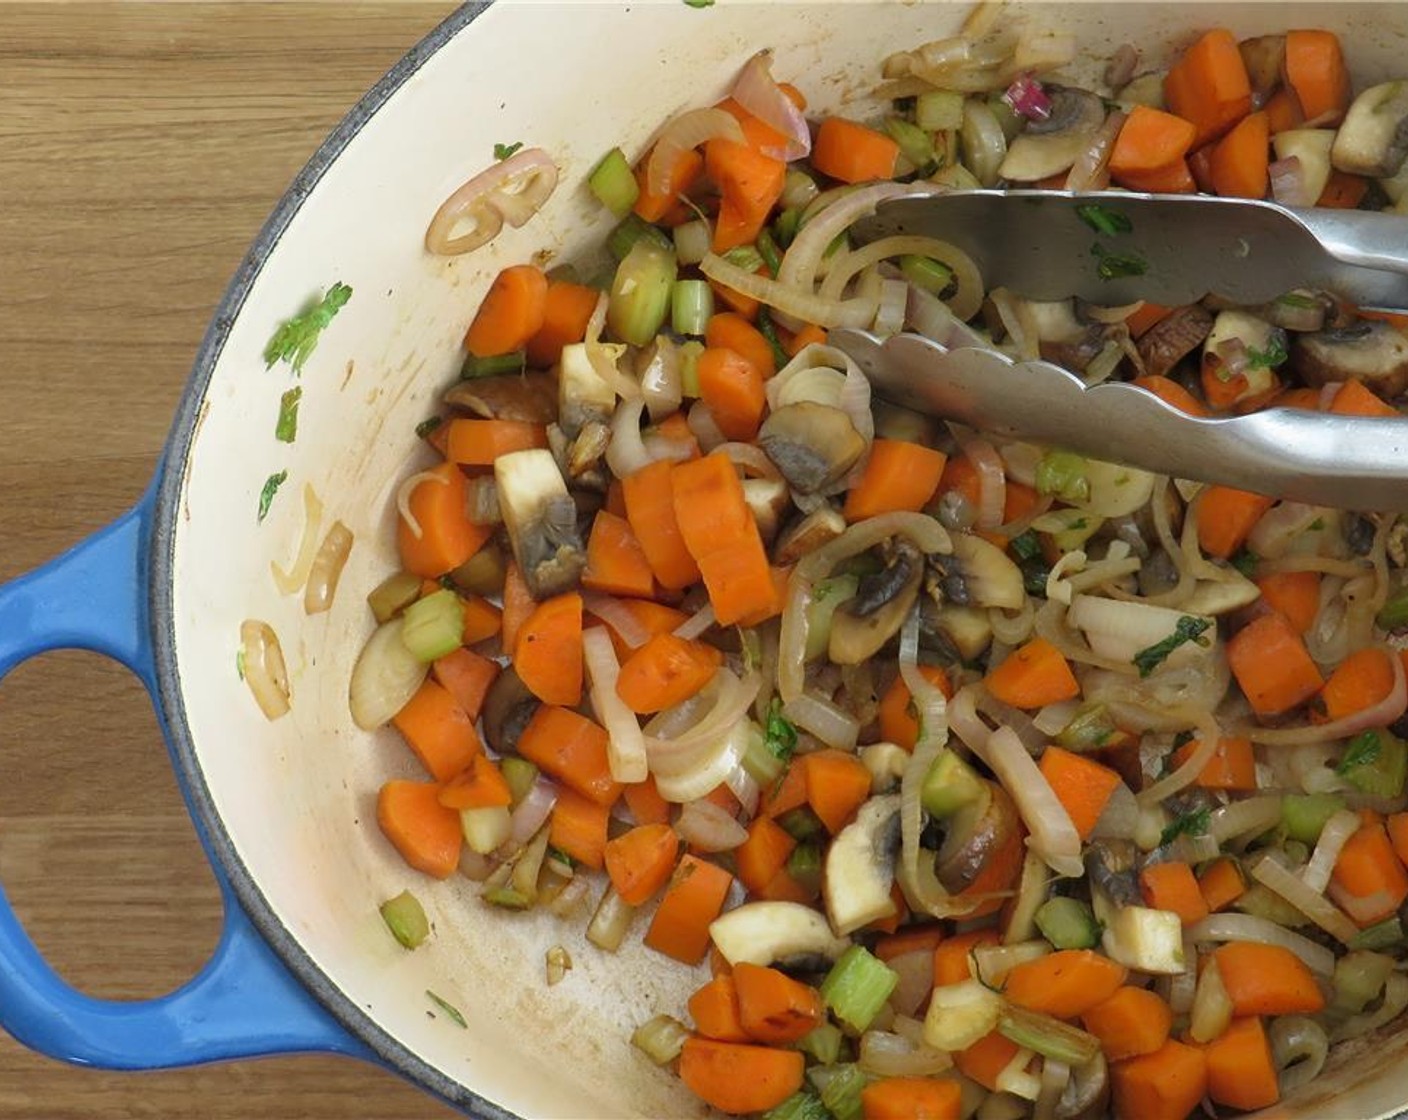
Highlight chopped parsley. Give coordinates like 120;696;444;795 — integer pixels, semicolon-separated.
1160;806;1211;847
257;470;288;522
493;141;524;160
1246;337;1289;370
1337;730;1383;775
415;415;445;440
547;846;577;869
264;282;352;374
683;0;715;7
236;649;246;680
1131;616;1213;678
1010;530;1043;563
425;990;467;1028
1276;292;1319;310
1230;548;1259;578
765;697;798;763
1090;243;1149;280
275;386;302;443
1075;204;1133;236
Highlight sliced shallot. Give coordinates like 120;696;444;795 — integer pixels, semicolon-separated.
730;50;810;161
240;619;292;721
425;147;559;256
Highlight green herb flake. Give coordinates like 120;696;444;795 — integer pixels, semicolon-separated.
1160;806;1211;847
755;308;790;371
765;697;798;763
1010;530;1042;562
1075;204;1133;236
1277;292;1319;310
236;649;246;680
1132;616;1213;678
683;0;715;7
1338;730;1383;775
1308;517;1326;532
264;282;352;374
1090;243;1149;281
1246;337;1289;370
257;470;289;522
275;386;302;443
1231;548;1259;578
415;415;445;440
493;141;524;160
425;989;467;1028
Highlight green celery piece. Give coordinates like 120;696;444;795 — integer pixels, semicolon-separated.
1056;702;1122;752
500;758;539;807
400;588;465;662
1351;917;1405;951
786;843;823;896
379;890;430;949
796;1022;843;1065
460;350;526;380
817;1064;869;1120
670;279;714;338
1282;793;1346;844
921;750;988;818
763;1093;830;1120
1340;730;1408;798
607;238;677;347
804;574;860;660
607;213;672;261
820;947;897;1034
899;254;954;297
1377;587;1408;630
777;805;826;842
1035;450;1091;503
588;147;639;217
1035;896;1101;949
883;116;936;170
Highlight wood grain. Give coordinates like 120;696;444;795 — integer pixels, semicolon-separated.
0;5;459;1116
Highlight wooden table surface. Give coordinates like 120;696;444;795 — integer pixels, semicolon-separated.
0;5;461;1116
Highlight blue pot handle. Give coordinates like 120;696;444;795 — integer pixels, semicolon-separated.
0;484;366;1069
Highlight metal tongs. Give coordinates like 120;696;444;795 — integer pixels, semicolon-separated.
828;190;1408;512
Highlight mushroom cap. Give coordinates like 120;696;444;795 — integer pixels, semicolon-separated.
1290;320;1408;399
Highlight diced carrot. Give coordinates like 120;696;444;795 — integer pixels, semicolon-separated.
756;867;817;904
1109;105;1198;179
1038;746;1121;841
1228;611;1325;716
1171;735;1256;791
1003;950;1128;1019
861;1078;962;1120
1163;28;1254;148
1208;110;1270;199
688;975;750;1043
706;312;777;380
733;564;792;628
695;532;778;627
671;451;752;555
1125;303;1176;340
954;1030;1021;1093
464;264;549;358
762;759;809;820
549;787;611;870
874;924;946;963
1081;986;1173;1062
622;460;702;591
1110;1039;1208;1120
1198;857;1247;913
865;883;912;936
623;774;672;826
1205;1017;1280;1112
1330;379;1399;417
954;801;1025;919
706;138;786;253
1331;816;1408;926
933;928;1001;987
1188;143;1217;192
604;822;681;905
1256;570;1321;634
812;116;899;184
1112;158;1196;194
461;594;502;645
843;439;947;521
431;647;499;723
500;563;537;663
644;854;734;964
1139;861;1211;925
525;280;601;368
1321;648;1397;723
437;752;513;810
516;705;622;807
732;962;823;1045
937;452;981;509
592;598;690;662
735;816;797;895
1213;943;1326;1015
1275;386;1325;411
1131;374;1210;417
1264;87;1306;134
716;96;793;158
616;631;722;714
709;268;764;322
877;665;954;751
697;347;767;441
1197;485;1274;559
634;146;705;224
1318;169;1370;209
391;678;482;782
677;1037;804;1115
376;780;462;879
582;510;656;599
985;637;1081;709
1284;29;1351;126
446;419;548;466
1389;812;1408;869
397;461;491;579
784;323;828;357
513;592;583;707
802;749;874;834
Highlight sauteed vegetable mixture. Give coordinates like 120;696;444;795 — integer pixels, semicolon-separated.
350;11;1408;1119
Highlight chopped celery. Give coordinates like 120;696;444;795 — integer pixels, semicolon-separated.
757;228;784;276
929;162;982;190
787;843;823;896
670;279;714;337
1035;449;1092;503
741;720;786;787
367;571;422;624
773;206;801;246
763;1091;831;1120
722;244;765;273
607;238;677;348
1035;896;1101;949
816;1063;869;1120
500;757;539;807
483;885;534;909
777;805;826;842
804;574;860;659
883;116;937;170
755;309;790;370
679;339;705;397
1056;702;1125;752
1351;917;1404;951
588;147;639;217
379;890;430;949
460;349;526;379
1377;586;1408;630
820;946;898;1033
1236;883;1308;928
1339;729;1408;798
899;254;954;297
1332;950;1396;1015
607;213;672;261
400;589;465;662
461;806;512;854
781;167;820;210
921;750;988;818
797;1022;844;1065
1282;793;1346;843
673;218;712;266
998;1005;1101;1065
916;89;965;131
631;1014;690;1065
986;94;1024;141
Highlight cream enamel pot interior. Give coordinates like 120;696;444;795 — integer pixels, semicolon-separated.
4;2;1408;1117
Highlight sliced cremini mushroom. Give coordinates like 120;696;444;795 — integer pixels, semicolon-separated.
566;419;611;482
824;794;902;935
759;402;867;494
775;506;847;566
707;901;850;968
495;448;587;599
1238;34;1285;100
998;87;1107;182
872;399;940;445
1291;321;1408;399
1257;289;1336;333
444;373;557;423
935;784;1019;894
743;476;792;545
558;341;619;437
924;602;993;661
482;667;541;755
930;533;1025;611
1136;304;1213;379
829;548;923;664
1332;81;1408;178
